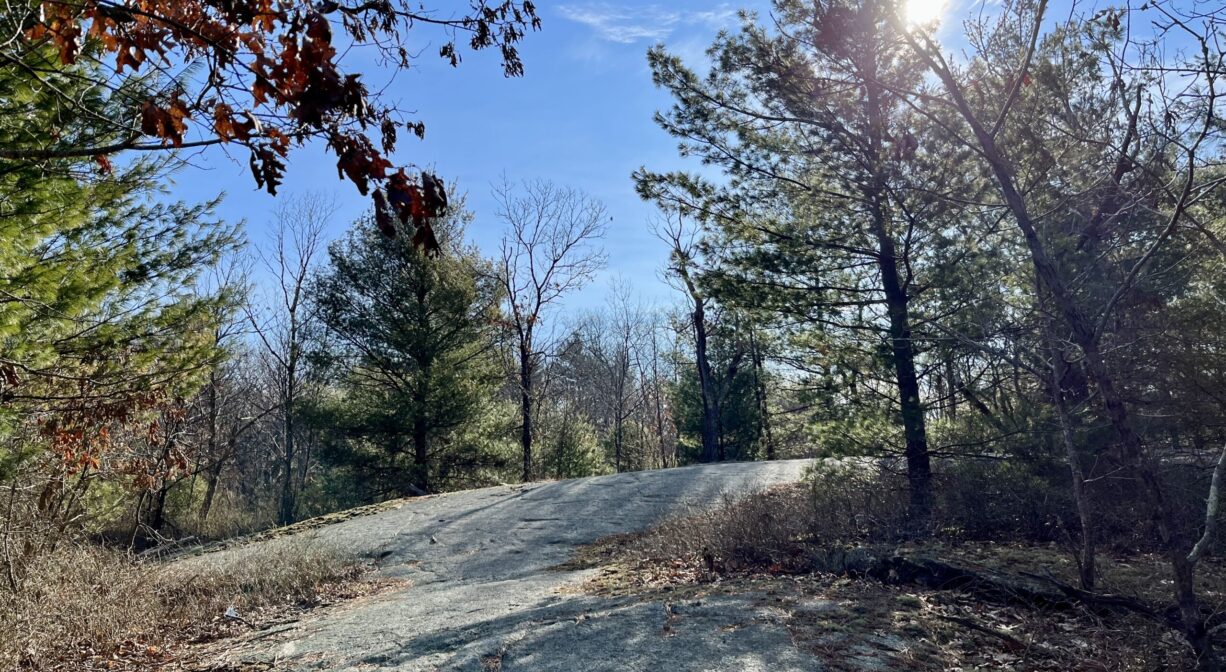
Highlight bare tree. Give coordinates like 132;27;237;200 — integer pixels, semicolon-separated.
179;258;261;527
495;180;608;482
638;311;677;468
152;259;278;533
248;193;335;525
652;211;721;463
194;350;279;527
582;281;649;472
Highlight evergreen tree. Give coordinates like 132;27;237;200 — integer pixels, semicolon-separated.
635;0;993;521
309;204;504;498
0;46;241;556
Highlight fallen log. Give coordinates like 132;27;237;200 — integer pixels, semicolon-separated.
803;546;1169;623
1019;568;1226;633
1018;569;1168;624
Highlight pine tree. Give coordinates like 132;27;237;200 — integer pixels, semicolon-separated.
0;46;241;560
634;0;994;522
309;204;504;498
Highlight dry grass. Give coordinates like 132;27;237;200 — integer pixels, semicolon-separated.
617;486;816;571
0;535;371;670
167;495;421;560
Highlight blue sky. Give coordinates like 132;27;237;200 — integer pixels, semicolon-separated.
169;2;766;312
164;0;1165;314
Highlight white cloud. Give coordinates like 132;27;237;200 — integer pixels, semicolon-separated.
557;3;739;44
691;7;740;27
665;34;714;68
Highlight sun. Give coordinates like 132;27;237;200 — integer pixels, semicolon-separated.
905;0;947;26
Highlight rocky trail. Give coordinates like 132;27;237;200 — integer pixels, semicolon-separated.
191;460;839;671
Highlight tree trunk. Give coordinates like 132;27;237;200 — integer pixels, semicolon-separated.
944;354;958;421
149;485;169;533
863;63;931;525
148;434;179;535
128;490;147;550
413;423;429;494
654;380;668;468
749;329;775;461
693;300;720;463
277;384;296;526
886;298;932;525
1039;290;1097;590
868;197;931;522
614;414;624;473
1174;552;1220;672
1060;406;1097;591
198;379;221;524
199;456;225;524
519;340;534;482
649;332;668;468
413;392;430;494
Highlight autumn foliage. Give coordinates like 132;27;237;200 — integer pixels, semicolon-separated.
13;0;540;249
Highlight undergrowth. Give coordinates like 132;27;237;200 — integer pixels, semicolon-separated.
563;463;1226;671
0;535;369;670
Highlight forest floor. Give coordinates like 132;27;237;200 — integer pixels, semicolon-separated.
173;460;1215;671
567;535;1217;670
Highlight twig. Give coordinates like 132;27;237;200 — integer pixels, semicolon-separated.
1018;569;1169;625
938;614;1025;652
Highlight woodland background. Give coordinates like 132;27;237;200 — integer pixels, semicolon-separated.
1;0;1225;669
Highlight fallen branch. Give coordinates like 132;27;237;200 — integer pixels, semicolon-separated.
802;546;1185;628
137;534;199;560
937;613;1025;653
1021;568;1226;636
806;547;1072;609
1018;569;1168;624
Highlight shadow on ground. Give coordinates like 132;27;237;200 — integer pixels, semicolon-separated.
193;460;848;671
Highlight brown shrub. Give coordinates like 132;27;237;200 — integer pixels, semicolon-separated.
624;486;816;572
807;459;908;540
620;457;1226;577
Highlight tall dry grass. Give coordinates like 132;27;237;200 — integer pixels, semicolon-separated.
0;535;366;669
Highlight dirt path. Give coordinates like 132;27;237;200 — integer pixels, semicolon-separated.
191;460;831;671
